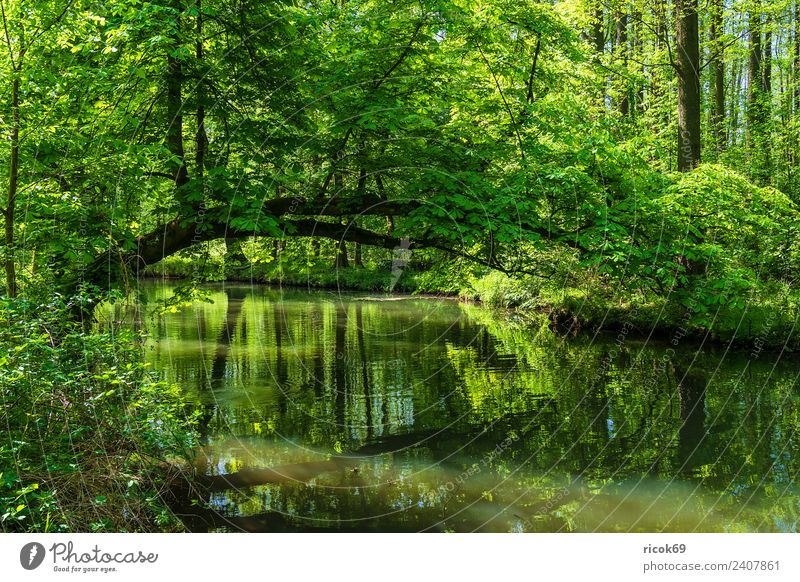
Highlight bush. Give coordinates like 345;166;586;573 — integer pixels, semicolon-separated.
0;294;197;532
463;271;536;308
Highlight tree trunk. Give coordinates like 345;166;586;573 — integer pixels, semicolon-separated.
676;0;702;171
167;2;188;189
4;74;19;297
615;8;629;116
794;0;800;170
195;0;208;178
526;36;541;104
593;3;605;104
353;166;366;267
333;173;349;268
593;5;604;55
650;0;667;135
795;0;800;118
748;7;772;184
354;242;363;266
375;174;394;235
763;17;772;95
748;9;763;139
710;0;726;151
732;58;742;146
334;237;349;268
632;7;644;115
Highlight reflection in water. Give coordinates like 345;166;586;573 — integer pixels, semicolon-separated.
676;367;708;474
122;283;800;532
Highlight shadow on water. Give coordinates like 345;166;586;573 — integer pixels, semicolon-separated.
128;282;800;532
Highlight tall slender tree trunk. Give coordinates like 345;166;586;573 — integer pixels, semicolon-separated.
593;5;604;54
632;7;644;115
593;3;605;104
353;166;366;267
354;242;363;267
763;17;772;95
375;174;394;235
615;8;629;116
794;0;800;164
676;0;702;171
195;0;208;178
650;0;668;135
748;7;772;184
334;235;349;268
167;1;188;189
748;9;763;143
4;74;19;297
732;60;742;146
795;0;800;117
763;16;775;180
710;0;726;151
333;173;349;268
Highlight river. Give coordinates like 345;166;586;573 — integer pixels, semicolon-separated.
123;282;799;532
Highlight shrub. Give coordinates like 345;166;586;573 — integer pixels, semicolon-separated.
0;294;197;532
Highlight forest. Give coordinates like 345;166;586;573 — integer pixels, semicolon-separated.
2;0;800;533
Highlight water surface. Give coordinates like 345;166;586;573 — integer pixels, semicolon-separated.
124;282;800;532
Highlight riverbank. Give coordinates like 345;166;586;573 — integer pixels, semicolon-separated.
143;256;800;352
463;271;800;352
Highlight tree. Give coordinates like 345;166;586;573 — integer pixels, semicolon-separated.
710;0;726;151
615;4;629;116
1;9;20;297
0;0;75;297
676;0;701;171
748;3;773;184
795;0;800;171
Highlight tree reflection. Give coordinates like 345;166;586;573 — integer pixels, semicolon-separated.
142;283;800;532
